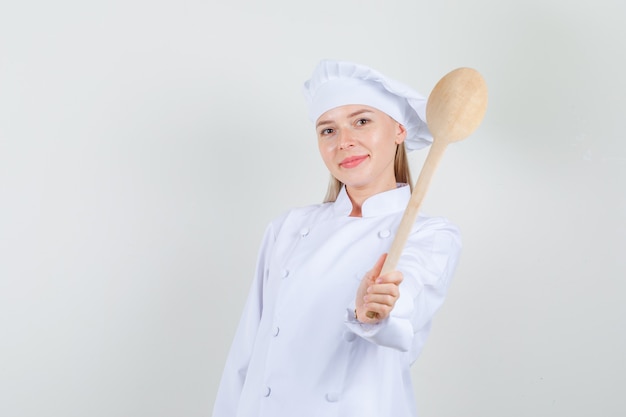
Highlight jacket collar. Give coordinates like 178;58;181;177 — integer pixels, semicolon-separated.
332;184;410;218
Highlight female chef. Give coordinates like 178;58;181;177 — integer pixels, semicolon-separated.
212;59;462;417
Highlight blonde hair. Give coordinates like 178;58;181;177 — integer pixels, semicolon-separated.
323;144;413;203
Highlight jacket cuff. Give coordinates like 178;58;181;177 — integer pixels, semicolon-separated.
343;305;412;352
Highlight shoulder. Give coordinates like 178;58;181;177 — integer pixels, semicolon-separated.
399;214;462;284
410;214;462;253
266;201;332;237
415;214;461;238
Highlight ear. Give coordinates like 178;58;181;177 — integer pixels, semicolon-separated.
395;123;407;145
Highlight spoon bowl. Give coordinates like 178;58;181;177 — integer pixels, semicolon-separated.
426;67;488;144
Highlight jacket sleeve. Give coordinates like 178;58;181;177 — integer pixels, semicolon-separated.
344;217;462;353
211;221;277;417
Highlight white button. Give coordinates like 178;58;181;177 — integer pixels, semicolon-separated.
300;227;310;237
264;386;271;397
325;392;339;402
272;326;280;337
343;331;356;342
378;229;391;238
282;269;290;278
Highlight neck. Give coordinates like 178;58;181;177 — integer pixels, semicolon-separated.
345;180;397;217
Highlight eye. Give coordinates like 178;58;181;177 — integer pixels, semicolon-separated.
319;128;334;136
355;118;369;126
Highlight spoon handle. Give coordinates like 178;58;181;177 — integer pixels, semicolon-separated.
365;138;449;319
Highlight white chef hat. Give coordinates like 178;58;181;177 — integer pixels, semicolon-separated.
302;59;432;151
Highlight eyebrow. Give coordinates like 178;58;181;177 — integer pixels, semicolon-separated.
315;108;375;128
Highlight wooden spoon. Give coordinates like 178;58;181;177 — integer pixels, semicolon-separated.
365;67;488;319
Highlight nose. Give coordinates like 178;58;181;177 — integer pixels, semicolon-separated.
337;130;355;150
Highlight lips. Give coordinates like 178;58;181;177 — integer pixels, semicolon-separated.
339;155;368;169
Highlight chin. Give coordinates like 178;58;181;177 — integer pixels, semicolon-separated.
341;179;372;190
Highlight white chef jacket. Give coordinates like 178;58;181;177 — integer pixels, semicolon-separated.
212;184;461;417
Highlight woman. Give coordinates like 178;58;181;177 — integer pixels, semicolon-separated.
212;60;462;417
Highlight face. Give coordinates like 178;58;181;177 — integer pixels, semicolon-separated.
316;104;406;196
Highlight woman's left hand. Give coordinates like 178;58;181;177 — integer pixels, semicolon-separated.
355;253;403;324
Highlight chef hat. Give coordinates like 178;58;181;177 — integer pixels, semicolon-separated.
302;59;432;151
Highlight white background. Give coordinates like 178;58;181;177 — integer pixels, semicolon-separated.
1;1;624;416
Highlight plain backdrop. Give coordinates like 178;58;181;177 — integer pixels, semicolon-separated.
1;1;624;416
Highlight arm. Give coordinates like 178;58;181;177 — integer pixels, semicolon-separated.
345;217;462;352
211;222;276;416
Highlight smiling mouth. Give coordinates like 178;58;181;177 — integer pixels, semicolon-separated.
339;155;368;168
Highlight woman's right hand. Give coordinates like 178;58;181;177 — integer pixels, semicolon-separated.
354;253;403;324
